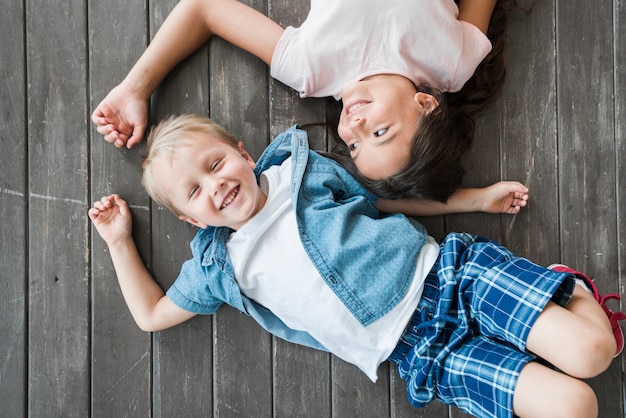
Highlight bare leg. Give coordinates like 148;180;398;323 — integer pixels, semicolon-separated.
525;286;615;378
513;361;597;418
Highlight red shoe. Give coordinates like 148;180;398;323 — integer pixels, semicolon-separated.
549;264;625;357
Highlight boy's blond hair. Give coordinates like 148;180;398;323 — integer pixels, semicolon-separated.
142;114;240;215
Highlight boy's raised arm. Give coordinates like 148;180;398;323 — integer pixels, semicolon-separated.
457;0;498;34
92;0;283;149
89;194;196;331
375;181;529;216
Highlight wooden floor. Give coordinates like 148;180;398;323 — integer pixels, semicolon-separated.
2;0;625;416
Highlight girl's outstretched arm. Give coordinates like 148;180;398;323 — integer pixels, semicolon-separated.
457;0;498;34
92;0;284;148
89;194;196;331
375;181;529;216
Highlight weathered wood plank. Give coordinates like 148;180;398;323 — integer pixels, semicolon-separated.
332;360;391;417
556;0;622;416
26;1;90;416
615;0;626;411
148;1;215;416
498;0;560;263
0;1;26;416
88;1;154;416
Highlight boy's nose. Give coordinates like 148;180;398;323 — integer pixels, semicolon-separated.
212;178;225;196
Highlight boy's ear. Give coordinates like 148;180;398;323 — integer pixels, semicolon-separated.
237;141;256;169
414;92;439;114
178;215;207;229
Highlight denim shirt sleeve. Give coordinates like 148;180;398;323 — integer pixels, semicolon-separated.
166;258;225;315
165;227;242;314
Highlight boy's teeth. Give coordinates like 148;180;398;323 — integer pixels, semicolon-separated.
221;188;238;209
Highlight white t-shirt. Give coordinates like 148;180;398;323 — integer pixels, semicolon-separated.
226;158;439;381
270;0;492;100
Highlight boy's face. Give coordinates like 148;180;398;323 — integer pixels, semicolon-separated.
153;133;266;230
337;74;437;180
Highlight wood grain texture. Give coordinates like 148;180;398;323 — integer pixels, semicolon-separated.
26;1;90;416
0;0;26;416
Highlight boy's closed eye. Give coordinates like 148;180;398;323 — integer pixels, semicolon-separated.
211;159;223;171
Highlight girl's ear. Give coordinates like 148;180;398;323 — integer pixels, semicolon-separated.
414;92;439;114
178;215;207;229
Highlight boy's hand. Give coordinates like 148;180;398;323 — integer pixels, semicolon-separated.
91;81;148;149
479;181;529;214
88;194;133;246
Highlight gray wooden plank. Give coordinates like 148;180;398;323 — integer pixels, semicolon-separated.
616;0;626;411
148;1;215;416
611;0;626;411
26;1;90;416
208;0;274;415
556;0;622;416
88;1;154;416
0;0;26;416
498;0;560;263
332;360;390;417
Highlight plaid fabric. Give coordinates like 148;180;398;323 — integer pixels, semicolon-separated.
388;232;575;418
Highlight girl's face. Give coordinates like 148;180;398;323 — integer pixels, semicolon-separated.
153;133;266;231
337;75;437;180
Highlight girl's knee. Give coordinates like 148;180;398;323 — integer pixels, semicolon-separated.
564;326;615;378
537;379;599;418
558;380;598;418
514;362;598;418
528;301;616;378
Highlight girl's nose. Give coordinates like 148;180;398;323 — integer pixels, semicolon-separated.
350;115;365;128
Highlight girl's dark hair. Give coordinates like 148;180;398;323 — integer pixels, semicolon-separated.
324;0;521;202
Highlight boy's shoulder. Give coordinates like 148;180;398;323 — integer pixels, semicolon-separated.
254;125;309;174
189;226;231;267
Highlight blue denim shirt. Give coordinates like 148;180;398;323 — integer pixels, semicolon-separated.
167;126;428;350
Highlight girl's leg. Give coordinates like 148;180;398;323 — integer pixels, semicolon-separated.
525;286;615;378
513;361;597;418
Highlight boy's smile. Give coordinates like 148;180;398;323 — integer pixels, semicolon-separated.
152;133;266;230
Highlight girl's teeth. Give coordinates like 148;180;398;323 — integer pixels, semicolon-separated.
349;103;365;114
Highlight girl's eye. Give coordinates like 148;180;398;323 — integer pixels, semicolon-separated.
189;186;199;199
374;128;387;137
349;141;359;151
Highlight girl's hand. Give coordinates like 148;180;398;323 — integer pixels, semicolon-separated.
91;81;148;149
88;194;133;246
479;181;529;214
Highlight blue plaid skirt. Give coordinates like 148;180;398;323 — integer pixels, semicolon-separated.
388;233;575;418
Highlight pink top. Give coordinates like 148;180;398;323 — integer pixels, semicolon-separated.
270;0;492;100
